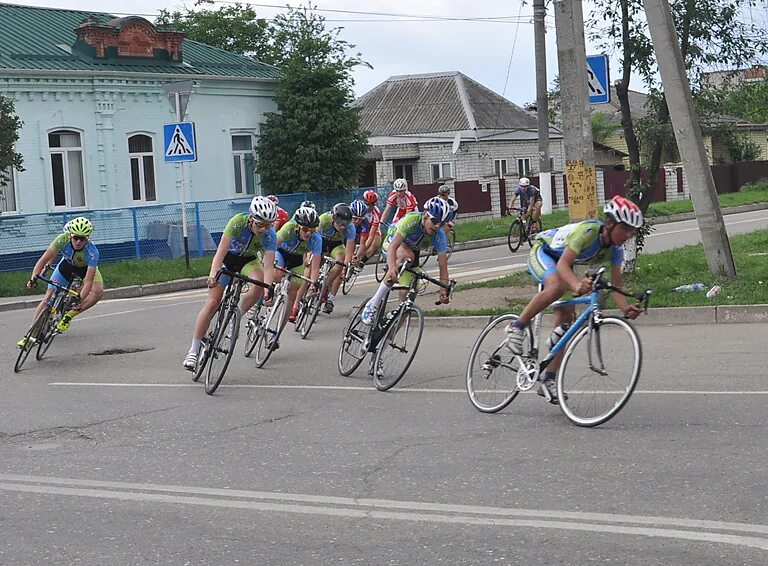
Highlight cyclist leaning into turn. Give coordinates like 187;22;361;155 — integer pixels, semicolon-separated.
360;197;452;325
182;196;276;371
17;217;104;347
505;195;644;402
353;190;383;266
317;203;356;315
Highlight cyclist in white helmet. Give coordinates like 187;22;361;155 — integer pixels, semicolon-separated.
183;196;277;371
507;177;542;229
380;178;418;226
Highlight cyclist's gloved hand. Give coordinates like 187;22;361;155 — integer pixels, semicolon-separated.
26;277;38;290
206;275;218;288
574;276;592;296
622;304;643;320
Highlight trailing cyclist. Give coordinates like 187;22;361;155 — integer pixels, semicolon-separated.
507;177;542;228
353;190;383;266
276;206;323;324
380;178;418;226
183;196;277;371
436;185;459;238
361;197;452;325
267;195;290;231
505;195;644;402
17;217;104;347
317;203;356;315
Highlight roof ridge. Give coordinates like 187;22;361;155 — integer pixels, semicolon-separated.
453;72;477;131
0;2;112;17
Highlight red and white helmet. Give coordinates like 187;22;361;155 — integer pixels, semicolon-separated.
604;196;643;228
363;189;379;204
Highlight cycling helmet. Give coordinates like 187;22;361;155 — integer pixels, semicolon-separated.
300;200;316;210
65;217;93;237
423;197;451;223
332;203;353;223
350;199;367;217
519;177;530;187
438;185;451;195
604;195;643;228
249;196;277;223
363;189;379;204
393;178;408;191
446;196;459;213
265;195;279;204
294;206;319;228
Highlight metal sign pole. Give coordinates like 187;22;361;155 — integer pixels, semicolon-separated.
175;91;190;269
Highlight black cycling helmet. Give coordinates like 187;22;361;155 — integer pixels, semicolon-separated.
294;206;320;228
332;203;353;223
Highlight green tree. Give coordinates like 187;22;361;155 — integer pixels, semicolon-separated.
256;7;370;193
0;94;24;211
591;111;622;144
719;77;768;123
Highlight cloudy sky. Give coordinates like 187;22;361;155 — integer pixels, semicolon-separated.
9;0;665;105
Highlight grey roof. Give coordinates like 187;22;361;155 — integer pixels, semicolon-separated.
355;71;540;136
590;87;650;121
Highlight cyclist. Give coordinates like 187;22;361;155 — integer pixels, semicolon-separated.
17;217;104;347
299;200;316;210
505;195;644;402
380;178;418;226
267;195;290;231
275;206;323;328
507;177;542;228
361;197;452;324
349;198;378;268
317;203;356;314
354;190;383;266
183;196;276;371
437;186;459;238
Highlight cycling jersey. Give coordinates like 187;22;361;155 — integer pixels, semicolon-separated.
50;233;99;270
318;212;357;243
536;221;623;266
277;221;323;256
387;211;448;254
275;207;289;231
362;205;382;236
386;190;418;223
223;213;278;256
515;185;542;208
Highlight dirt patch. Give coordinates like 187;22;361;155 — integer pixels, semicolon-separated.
422;283;537;312
90;347;155;356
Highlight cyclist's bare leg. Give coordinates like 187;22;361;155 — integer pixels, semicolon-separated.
239;267;265;313
532;201;542;224
192;284;225;341
75;283;104;313
517;271;568;327
547;304;576;374
328;250;346;296
395;245;416;303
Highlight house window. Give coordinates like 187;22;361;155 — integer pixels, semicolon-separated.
128;134;157;202
494;159;508;177
431;162;453;182
49;130;85;208
393;162;415;185
0;168;17;213
517;158;531;177
232;134;257;195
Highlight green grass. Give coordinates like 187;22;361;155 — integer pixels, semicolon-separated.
455;271;531;292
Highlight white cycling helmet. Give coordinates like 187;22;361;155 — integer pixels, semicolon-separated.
249;196;277;223
519;177;530;187
446;196;459;213
393;178;408;191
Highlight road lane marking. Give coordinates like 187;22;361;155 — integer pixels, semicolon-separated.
650;215;768;238
0;474;766;549
47;383;768;394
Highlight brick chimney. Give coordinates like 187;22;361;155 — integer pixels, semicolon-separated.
74;16;185;62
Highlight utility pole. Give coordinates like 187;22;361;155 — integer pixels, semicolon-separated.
642;0;737;279
533;0;552;215
553;0;598;221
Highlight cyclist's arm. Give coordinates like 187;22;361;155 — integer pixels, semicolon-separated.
507;195;517;213
556;248;590;295
31;247;58;282
209;234;232;283
436;252;450;302
262;251;275;287
610;264;641;318
344;238;355;265
308;253;321;282
381;203;394;225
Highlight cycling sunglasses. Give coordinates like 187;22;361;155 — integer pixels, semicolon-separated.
426;214;445;228
298;225;314;233
71;235;88;242
249;218;272;229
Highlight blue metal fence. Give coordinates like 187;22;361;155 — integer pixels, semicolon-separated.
0;186;390;273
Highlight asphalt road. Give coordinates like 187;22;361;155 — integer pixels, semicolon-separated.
1;210;767;564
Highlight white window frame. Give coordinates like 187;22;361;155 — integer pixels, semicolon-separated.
431;161;454;182
128;133;157;203
493;158;508;178
231;133;259;196
517;158;531;177
48;129;87;210
0;167;18;214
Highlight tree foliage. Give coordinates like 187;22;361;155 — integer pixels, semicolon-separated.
717;77;768;123
591;111;622;143
0;94;24;204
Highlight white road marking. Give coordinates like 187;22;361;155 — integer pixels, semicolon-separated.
47;382;768;395
649;213;768;238
0;474;766;549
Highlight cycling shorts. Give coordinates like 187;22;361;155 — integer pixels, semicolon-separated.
275;249;306;283
219;252;263;287
50;261;103;290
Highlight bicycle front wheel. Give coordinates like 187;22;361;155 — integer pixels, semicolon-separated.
466;313;531;413
14;309;50;373
342;266;360;295
338;300;370;376
36;307;62;361
243;306;262;358
299;292;321;339
373;305;424;391
374;256;386;283
557;316;642;427
204;310;238;395
507;220;523;253
255;296;286;368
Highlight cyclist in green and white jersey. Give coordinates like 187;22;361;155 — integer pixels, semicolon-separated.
317;203;356;314
506;195;644;402
183;196;277;371
360;197;452;324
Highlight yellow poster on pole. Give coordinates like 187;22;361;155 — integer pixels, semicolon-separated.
566;160;599;221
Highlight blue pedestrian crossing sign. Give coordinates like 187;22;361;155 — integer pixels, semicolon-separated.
586;55;610;104
164;122;197;163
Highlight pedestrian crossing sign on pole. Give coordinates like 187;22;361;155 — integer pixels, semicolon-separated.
164;122;197;163
586;55;610;104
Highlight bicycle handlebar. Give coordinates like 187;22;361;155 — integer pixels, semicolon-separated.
587;267;653;314
273;264;315;285
32;273;80;297
215;267;272;289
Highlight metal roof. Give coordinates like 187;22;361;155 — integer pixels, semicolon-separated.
355;71;540;136
0;3;280;80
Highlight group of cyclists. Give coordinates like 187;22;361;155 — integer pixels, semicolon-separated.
16;174;647;405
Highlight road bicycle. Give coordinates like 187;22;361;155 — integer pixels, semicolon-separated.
193;267;271;395
466;267;652;427
14;268;81;373
338;260;455;391
342;245;364;296
507;207;542;253
293;256;346;339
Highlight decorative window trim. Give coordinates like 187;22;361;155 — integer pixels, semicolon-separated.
48;128;88;210
128;133;157;203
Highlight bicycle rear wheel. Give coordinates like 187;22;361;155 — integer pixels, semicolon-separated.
445;229;456;260
204;310;239;395
338;300;370;376
299;292;321;339
342;265;360;295
255;296;286;368
373;305;424;391
507;220;523;253
243;305;262;358
466;314;532;413
557;316;641;427
15;309;50;373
